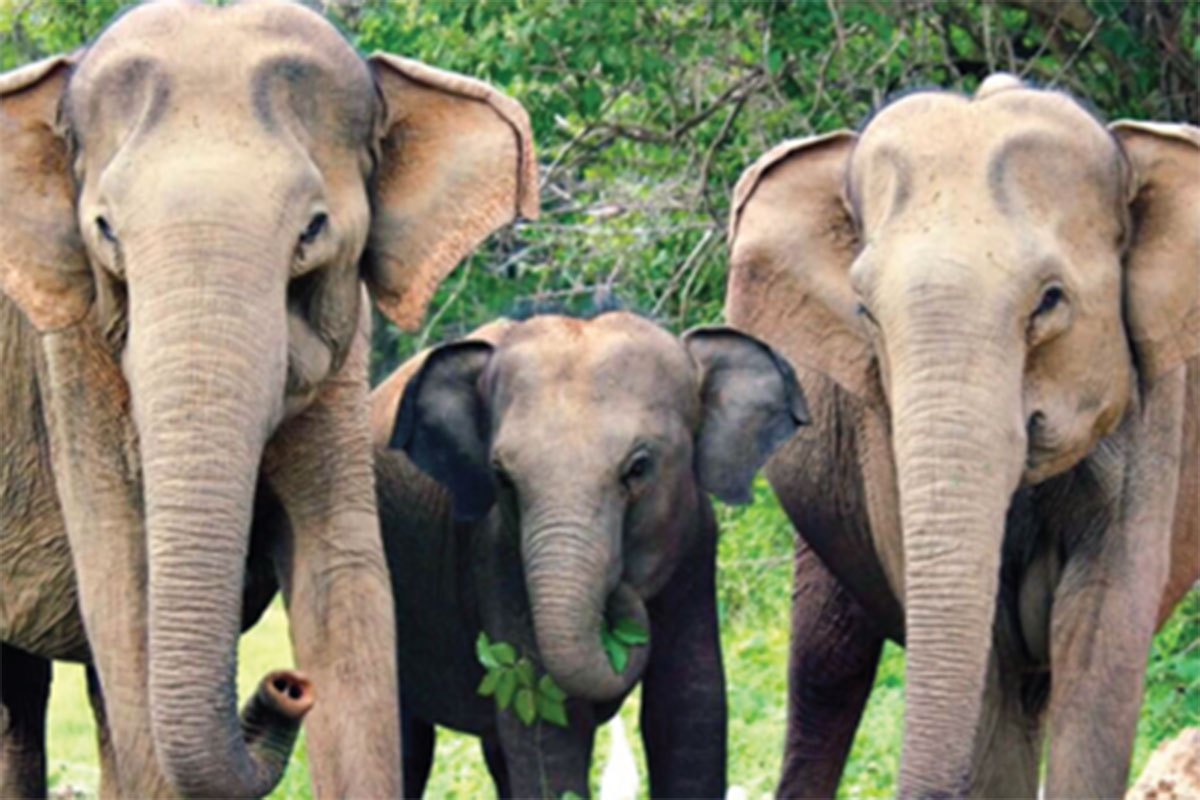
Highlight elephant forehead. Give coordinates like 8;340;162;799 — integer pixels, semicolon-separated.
850;88;1121;232
489;314;698;416
68;1;373;146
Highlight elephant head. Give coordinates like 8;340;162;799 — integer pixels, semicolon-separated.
0;2;535;796
727;74;1198;797
391;313;807;700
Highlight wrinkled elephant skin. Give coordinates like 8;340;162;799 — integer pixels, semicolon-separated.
371;312;809;799
0;1;537;797
726;74;1199;798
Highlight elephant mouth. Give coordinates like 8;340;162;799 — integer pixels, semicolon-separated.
1022;413;1090;485
1023;439;1088;485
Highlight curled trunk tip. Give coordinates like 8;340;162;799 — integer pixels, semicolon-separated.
236;670;313;794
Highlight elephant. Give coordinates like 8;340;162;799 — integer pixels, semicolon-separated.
368;311;810;799
0;1;536;797
725;73;1198;798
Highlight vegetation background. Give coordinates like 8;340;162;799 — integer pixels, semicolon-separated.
2;0;1196;797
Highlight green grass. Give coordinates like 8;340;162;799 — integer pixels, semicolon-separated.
46;482;1198;798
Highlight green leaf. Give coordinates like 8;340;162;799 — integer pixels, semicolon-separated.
489;641;517;666
496;670;518;710
538;674;567;702
514;687;537;725
536;693;569;727
560;793;584;800
515;658;535;688
477;670;500;697
602;632;629;674
611;617;649;646
476;632;498;669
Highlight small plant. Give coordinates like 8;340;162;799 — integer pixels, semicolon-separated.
476;632;569;727
601;617;649;674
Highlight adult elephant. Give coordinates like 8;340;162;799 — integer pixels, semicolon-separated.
726;74;1197;799
0;1;536;798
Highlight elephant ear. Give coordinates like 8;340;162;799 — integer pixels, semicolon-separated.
0;54;91;331
725;131;878;405
1110;120;1200;381
684;326;810;504
364;54;538;331
390;339;495;520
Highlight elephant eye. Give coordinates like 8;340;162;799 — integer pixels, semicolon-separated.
96;216;117;243
855;301;877;325
621;452;653;486
1033;285;1064;317
299;213;328;245
492;461;515;492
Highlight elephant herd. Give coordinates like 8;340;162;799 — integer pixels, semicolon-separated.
0;2;1195;799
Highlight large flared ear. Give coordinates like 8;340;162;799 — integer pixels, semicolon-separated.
684;326;810;504
390;339;495;520
725;131;877;404
0;54;91;330
1110;121;1200;382
364;54;538;331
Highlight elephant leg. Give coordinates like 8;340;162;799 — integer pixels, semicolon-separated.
39;329;168;797
1044;373;1185;798
480;732;511;799
85;665;120;800
777;540;882;800
262;331;401;798
0;643;50;799
496;703;596;799
401;706;435;799
966;648;1043;799
639;522;726;799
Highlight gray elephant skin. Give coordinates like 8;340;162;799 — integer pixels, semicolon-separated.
369;312;809;799
0;1;536;797
727;74;1199;798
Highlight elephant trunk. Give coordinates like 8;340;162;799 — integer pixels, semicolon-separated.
125;228;296;798
522;508;651;702
885;288;1026;798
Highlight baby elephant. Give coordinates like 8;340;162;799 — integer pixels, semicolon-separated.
370;312;808;798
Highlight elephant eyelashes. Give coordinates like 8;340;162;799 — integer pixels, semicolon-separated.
299;212;328;244
96;216;117;243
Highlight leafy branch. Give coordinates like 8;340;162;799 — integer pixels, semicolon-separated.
476;632;569;727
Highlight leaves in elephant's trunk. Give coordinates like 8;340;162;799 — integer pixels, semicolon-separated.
600;616;649;673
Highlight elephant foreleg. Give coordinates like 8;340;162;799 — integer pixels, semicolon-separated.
401;705;435;799
639;520;726;799
480;732;511;799
777;540;882;800
263;329;401;799
85;665;120;800
966;644;1043;799
495;702;595;799
0;643;50;799
40;327;170;798
1045;371;1185;798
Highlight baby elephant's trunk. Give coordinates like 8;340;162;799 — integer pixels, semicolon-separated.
238;670;314;782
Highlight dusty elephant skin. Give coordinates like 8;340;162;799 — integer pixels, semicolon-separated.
0;1;536;797
726;74;1199;799
369;312;809;799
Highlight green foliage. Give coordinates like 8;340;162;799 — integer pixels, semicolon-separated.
475;631;569;728
600;616;649;674
1;1;1193;379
